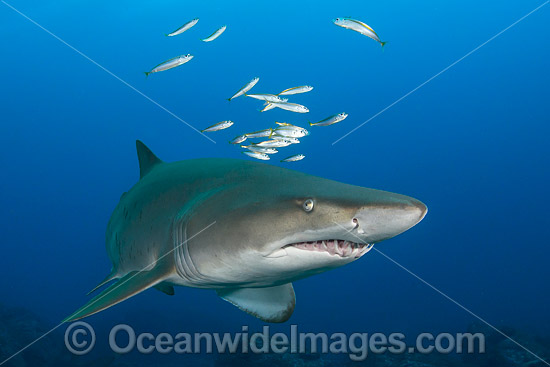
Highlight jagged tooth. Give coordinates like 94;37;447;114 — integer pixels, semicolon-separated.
344;243;353;257
335;241;343;256
357;243;374;257
351;242;359;257
322;241;328;251
333;244;339;255
327;240;335;253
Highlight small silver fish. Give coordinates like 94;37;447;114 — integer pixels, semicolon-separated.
268;102;309;113
166;18;199;37
201;120;234;132
241;145;278;154
278;85;314;96
228;77;260;101
273;125;309;138
246;94;287;103
271;136;300;144
281;154;305;162
229;134;248;144
243;151;270;160
201;25;226;42
310;112;348;126
144;54;194;77
333;18;386;48
245;129;273;138
253;139;292;148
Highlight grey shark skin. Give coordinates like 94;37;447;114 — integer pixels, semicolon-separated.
65;141;427;323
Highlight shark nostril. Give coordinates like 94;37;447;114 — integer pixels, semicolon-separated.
353;217;365;234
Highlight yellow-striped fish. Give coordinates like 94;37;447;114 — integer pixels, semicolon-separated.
333;18;386;48
228;77;259;101
277;85;313;96
268;102;309;113
243;151;270;160
201;120;234;132
229;135;248;144
166;18;199;37
281;154;305;162
241;145;278;154
201;25;226;42
310;113;348;126
144;54;193;77
245;129;273;139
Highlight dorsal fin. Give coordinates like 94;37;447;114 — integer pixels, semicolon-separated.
136;140;162;179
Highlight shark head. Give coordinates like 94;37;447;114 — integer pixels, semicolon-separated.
181;161;427;288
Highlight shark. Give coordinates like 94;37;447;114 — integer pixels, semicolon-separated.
64;141;427;323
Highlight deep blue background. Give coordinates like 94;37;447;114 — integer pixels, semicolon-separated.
1;0;549;363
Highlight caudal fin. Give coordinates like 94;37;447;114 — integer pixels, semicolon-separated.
144;72;150;78
63;269;169;322
380;41;387;49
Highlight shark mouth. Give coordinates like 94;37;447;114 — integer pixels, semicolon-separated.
283;240;374;259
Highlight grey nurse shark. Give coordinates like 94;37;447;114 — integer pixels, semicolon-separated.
65;141;427;323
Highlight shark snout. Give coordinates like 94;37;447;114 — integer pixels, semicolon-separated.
353;197;427;243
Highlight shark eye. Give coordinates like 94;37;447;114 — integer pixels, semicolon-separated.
303;199;314;212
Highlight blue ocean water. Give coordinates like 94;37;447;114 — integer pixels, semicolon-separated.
1;0;549;366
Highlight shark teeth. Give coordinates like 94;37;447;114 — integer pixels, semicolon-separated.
287;240;374;259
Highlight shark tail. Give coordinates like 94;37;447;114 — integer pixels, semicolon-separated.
63;268;170;322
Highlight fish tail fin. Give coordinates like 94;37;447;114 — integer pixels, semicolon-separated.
63;268;171;322
380;41;387;49
144;72;150;78
309;122;314;126
226;98;232;102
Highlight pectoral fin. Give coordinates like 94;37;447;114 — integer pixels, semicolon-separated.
216;283;295;323
64;269;169;322
154;282;175;296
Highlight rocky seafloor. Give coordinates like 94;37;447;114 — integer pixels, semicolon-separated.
0;303;548;367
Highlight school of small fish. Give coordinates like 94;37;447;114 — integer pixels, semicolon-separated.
145;15;387;162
